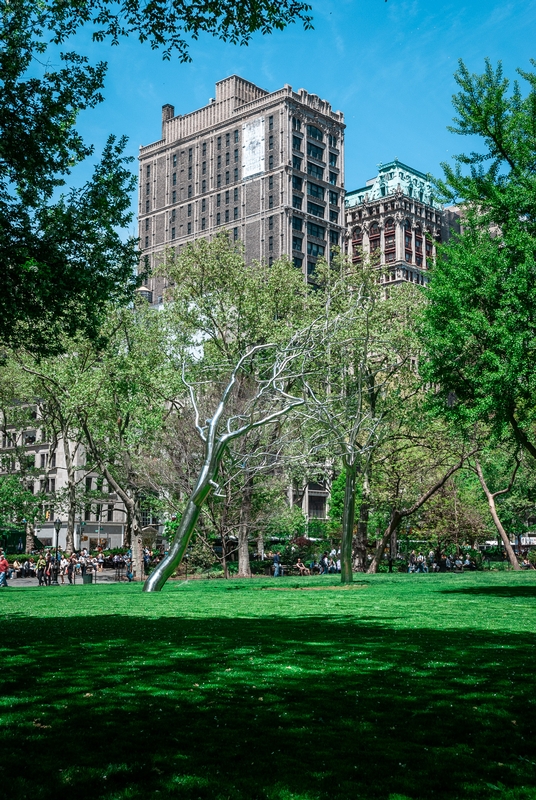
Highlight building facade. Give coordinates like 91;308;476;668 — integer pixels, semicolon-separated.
138;75;346;303
0;407;126;551
345;159;459;286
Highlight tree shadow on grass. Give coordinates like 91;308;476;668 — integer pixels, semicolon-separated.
441;585;536;598
2;615;536;800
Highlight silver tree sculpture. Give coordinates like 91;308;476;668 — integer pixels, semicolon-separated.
143;341;306;592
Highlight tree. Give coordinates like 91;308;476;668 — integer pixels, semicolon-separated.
299;255;423;582
421;59;536;461
143;341;307;592
154;236;311;578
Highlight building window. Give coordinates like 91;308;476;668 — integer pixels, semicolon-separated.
268;215;274;230
145;200;149;212
217;155;221;169
225;151;230;166
269;115;273;130
225;209;230;222
187;204;192;216
234;188;239;201
268;256;273;266
268;155;274;169
329;171;337;185
307;124;323;142
329;230;339;244
268;135;274;150
234;149;239;163
269;236;273;251
225;190;229;204
268;195;273;209
202;142;207;156
188;166;192;179
307;201;325;219
292;217;303;231
292;236;302;251
187;222;192;234
217;136;221;150
293;135;301;151
107;504;114;522
329;209;338;222
216;212;221;225
216;194;221;207
329;190;338;205
217;174;221;187
188;185;192;198
201;218;206;230
201;199;206;212
292;117;301;132
329;152;337;167
145;182;150;195
308;163;324;180
202;161;206;174
172;154;177;167
225;171;230;184
202;179;206;192
307;241;325;257
188;147;192;163
234;129;239;143
171;227;175;240
145;218;149;230
293;195;303;210
172;172;177;185
307;221;325;239
234;206;239;220
268;175;273;189
329;134;337;147
292;175;302;191
234;167;238;181
293;156;302;171
145;236;149;247
233;227;238;240
405;251;412;262
293;256;303;268
307;182;324;200
307;142;324;161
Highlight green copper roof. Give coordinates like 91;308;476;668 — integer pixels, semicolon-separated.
346;159;441;210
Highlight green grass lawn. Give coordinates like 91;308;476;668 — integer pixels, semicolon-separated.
2;572;536;800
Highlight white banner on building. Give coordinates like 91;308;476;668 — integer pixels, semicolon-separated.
242;117;265;179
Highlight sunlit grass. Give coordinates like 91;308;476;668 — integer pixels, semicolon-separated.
2;572;536;799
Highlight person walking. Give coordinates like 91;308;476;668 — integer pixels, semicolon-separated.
273;551;282;577
36;554;47;586
0;552;9;587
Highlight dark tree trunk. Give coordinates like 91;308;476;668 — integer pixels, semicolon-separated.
237;477;253;577
341;462;357;583
354;474;369;572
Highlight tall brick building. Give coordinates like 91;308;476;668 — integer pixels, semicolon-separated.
138;75;345;303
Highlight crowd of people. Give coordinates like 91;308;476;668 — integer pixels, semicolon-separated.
0;548;137;586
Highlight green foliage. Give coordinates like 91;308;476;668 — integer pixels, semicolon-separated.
0;475;42;527
328;469;361;528
422;59;536;459
36;0;313;62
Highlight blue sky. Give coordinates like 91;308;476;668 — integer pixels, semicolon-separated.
63;0;536;233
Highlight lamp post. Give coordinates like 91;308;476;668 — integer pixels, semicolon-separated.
51;518;61;585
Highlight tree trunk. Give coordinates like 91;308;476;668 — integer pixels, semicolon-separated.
341;462;357;583
130;493;144;580
475;462;520;571
257;532;265;560
354;472;369;572
62;436;76;553
25;519;36;553
237;478;253;577
368;510;403;573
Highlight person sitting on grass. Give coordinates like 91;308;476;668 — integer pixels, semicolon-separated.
295;558;310;576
